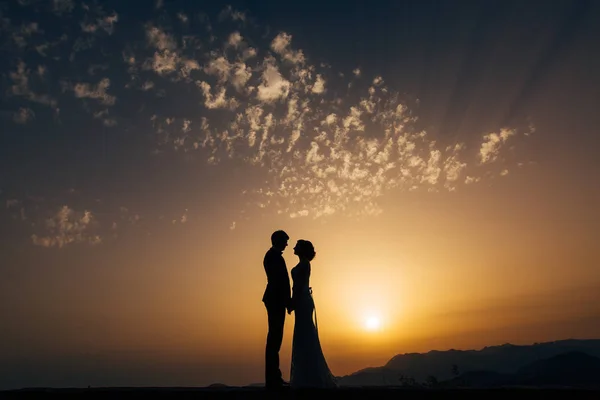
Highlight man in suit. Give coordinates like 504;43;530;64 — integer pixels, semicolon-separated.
262;230;292;388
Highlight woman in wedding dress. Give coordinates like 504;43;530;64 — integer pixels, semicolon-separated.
289;240;338;388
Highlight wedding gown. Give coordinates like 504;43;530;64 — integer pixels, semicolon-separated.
290;261;338;388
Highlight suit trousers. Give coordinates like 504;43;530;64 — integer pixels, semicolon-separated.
264;302;286;385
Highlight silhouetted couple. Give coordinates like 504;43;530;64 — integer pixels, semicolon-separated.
262;230;337;389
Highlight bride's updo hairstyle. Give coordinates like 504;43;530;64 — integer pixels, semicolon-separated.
297;240;316;261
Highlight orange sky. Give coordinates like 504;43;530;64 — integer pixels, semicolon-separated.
3;171;599;386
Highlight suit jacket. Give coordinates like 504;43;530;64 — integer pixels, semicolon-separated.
262;247;291;307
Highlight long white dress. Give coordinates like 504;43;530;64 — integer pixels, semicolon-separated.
290;261;338;388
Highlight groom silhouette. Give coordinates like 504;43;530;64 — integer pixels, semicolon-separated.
262;230;292;388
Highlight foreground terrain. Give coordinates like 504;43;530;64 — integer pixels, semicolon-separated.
4;387;600;398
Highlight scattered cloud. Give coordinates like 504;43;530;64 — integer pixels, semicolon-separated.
479;128;516;164
52;0;75;16
66;78;117;105
8;61;57;107
256;60;291;102
31;206;101;248
141;23;201;80
80;12;118;35
0;3;537;246
271;32;305;64
218;5;246;23
13;107;35;124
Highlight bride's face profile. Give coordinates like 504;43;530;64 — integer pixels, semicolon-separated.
293;240;304;257
293;240;315;261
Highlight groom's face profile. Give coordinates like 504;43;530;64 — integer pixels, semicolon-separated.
277;239;288;252
272;239;288;253
271;230;289;252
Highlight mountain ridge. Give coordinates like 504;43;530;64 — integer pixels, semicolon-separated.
337;338;600;386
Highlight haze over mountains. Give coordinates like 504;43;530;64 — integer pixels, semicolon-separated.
337;339;600;387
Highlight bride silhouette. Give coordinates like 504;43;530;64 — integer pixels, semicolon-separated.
289;240;337;388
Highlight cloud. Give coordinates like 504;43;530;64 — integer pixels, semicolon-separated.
256;60;291;102
68;78;116;105
142;24;200;80
311;74;325;94
479;128;516;164
227;31;243;48
271;32;305;64
204;55;232;82
218;5;246;23
8;61;57;107
52;0;75;16
146;24;177;51
80;12;118;35
135;18;534;219
197;81;238;110
0;2;537;236
13;107;35;124
10;22;43;48
31;205;101;248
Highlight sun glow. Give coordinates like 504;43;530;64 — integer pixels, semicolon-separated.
364;316;381;331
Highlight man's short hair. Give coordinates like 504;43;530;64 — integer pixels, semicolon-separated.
271;230;289;245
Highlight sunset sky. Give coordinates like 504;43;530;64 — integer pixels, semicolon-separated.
1;0;600;389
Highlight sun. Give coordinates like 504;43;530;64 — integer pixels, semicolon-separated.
364;316;381;331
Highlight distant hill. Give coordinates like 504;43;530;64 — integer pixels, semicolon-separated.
337;339;600;387
514;351;600;386
442;351;600;388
